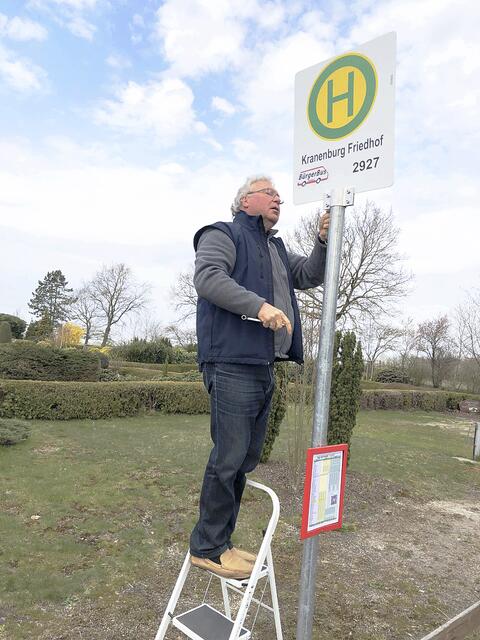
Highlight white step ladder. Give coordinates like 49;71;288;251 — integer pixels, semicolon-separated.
154;479;283;640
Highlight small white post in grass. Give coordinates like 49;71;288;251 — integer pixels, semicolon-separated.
473;422;480;461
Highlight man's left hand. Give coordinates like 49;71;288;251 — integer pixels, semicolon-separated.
319;211;330;242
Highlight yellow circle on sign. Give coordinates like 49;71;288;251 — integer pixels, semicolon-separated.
316;66;367;130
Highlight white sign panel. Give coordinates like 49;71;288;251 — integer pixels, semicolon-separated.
293;32;396;204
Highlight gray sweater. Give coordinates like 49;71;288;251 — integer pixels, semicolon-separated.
194;227;327;359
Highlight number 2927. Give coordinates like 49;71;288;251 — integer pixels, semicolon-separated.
353;157;379;173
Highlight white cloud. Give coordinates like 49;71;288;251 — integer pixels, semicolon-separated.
0;43;46;91
232;138;257;158
0;13;48;40
154;0;254;77
28;0;99;40
0;137;250;248
105;53;131;69
66;15;95;39
131;13;144;28
347;0;480;149
211;96;236;116
29;0;98;11
94;77;203;146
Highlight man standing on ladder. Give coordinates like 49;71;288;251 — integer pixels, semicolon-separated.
190;174;329;580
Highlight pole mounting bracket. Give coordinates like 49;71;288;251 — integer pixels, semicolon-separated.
325;187;355;208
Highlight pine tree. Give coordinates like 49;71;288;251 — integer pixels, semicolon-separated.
28;271;75;334
25;316;54;342
328;331;364;454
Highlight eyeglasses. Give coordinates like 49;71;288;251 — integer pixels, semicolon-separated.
246;188;284;204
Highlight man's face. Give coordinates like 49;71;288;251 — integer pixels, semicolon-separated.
241;180;282;231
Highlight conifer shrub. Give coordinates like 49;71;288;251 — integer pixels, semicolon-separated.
327;331;364;451
0;342;100;381
0;418;31;445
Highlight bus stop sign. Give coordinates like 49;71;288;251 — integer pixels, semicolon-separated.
294;32;396;204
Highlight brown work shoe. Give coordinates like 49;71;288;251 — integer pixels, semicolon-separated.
190;549;253;579
230;547;257;564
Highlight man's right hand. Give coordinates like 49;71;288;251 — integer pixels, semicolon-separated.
257;303;292;334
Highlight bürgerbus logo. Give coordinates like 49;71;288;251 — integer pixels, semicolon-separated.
297;166;328;187
307;52;377;141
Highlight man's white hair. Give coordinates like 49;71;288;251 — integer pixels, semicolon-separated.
230;174;273;217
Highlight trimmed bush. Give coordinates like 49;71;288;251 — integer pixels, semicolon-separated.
111;360;197;373
0;380;209;419
0;342;100;381
99;369;123;382
360;389;473;411
0;321;12;344
159;371;203;382
374;368;411;384
117;366;165;380
170;347;197;364
0;418;31;445
110;338;173;364
0;314;27;339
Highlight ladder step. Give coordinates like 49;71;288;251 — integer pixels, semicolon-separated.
173;604;251;640
207;564;269;588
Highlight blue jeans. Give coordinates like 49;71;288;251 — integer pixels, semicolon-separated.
190;362;275;558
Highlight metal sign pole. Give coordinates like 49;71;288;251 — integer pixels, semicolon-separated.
296;186;354;640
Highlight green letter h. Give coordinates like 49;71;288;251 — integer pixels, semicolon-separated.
327;71;354;123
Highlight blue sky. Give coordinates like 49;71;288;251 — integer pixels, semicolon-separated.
1;0;479;339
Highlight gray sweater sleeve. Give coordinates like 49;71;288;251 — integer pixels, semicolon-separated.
287;237;327;290
194;228;266;317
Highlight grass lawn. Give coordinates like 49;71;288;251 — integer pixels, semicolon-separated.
1;410;479;639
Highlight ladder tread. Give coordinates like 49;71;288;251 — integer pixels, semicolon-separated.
223;565;268;587
173;603;250;640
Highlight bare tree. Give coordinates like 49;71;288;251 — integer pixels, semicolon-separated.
416;315;453;388
165;322;197;350
127;312;165;342
90;264;151;347
356;318;402;379
70;284;104;347
287;202;412;327
396;317;418;371
169;266;197;324
456;288;480;368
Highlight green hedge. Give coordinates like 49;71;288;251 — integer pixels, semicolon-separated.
360;389;472;411
0;342;100;381
0;380;209;420
116;366;166;380
111;360;197;373
0;380;475;422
